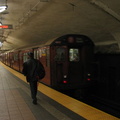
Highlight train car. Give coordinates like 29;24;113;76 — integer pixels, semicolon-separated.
0;34;94;93
4;49;33;72
40;34;94;91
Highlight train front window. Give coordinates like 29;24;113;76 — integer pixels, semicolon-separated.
55;47;65;61
69;48;79;62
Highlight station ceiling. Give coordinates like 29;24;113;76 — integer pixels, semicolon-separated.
0;0;120;53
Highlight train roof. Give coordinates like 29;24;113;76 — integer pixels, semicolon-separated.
45;34;94;46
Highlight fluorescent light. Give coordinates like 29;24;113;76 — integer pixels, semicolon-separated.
0;8;6;13
0;6;7;9
0;6;7;13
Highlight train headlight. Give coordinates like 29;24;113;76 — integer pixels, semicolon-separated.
87;73;91;76
87;73;91;81
63;75;67;78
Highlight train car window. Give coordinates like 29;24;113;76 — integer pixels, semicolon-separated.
14;53;18;61
46;47;50;67
69;48;79;62
23;55;25;62
37;50;39;59
34;51;37;59
25;53;28;61
55;47;65;61
39;49;42;58
41;48;46;56
23;53;28;62
23;54;25;62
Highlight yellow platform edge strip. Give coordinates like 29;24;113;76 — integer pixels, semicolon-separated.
1;62;119;120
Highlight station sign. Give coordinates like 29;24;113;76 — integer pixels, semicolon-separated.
0;24;13;29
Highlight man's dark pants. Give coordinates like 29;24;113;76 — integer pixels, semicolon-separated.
29;81;37;101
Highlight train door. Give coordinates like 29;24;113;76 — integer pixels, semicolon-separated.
13;52;19;71
52;46;68;86
19;51;24;72
9;52;14;68
7;53;10;66
68;48;83;84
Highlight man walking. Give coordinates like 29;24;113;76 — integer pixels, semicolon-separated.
22;52;45;105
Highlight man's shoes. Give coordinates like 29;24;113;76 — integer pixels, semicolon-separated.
33;99;37;105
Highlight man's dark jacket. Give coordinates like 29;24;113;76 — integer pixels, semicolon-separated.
22;58;43;82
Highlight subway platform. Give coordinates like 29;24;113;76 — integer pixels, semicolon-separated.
0;62;119;120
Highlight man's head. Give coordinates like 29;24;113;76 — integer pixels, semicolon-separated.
27;52;34;59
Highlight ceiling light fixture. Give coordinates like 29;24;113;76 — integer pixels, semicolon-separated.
0;22;2;25
0;5;8;13
0;42;3;47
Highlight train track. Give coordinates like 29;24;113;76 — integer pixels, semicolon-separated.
83;95;120;118
60;89;120;118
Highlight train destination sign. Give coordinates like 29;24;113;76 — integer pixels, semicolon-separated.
0;24;13;29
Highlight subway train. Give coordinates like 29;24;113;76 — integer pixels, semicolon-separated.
0;34;94;93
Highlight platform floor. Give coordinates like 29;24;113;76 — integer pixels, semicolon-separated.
0;62;119;120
